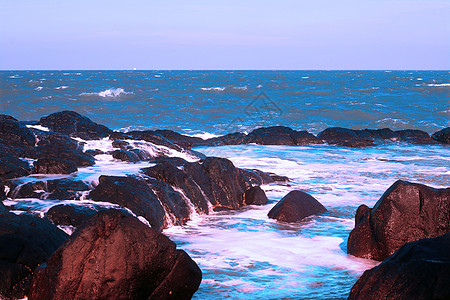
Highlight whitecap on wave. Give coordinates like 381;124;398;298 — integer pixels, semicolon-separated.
80;88;134;97
427;83;450;87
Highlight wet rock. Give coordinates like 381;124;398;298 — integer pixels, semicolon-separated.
269;173;290;182
33;158;77;174
110;149;150;162
355;128;397;140
347;180;450;261
244;186;268;205
8;181;46;199
33;130;80;150
0;212;68;299
432;127;450;144
268;190;327;222
148;156;189;166
28;209;202;300
318;127;374;147
127;130;184;151
395;129;436;144
0;115;36;148
45;179;91;200
88;176;166;231
203;132;247;146
25;144;95;167
45;204;100;227
39;111;112;140
0;156;31;180
245;126;322;145
239;169;274;187
348;233;450;300
152;129;205;149
111;139;130;150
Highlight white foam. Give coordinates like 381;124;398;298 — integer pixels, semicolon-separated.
55;86;69;90
80;88;134;97
26;125;50;132
427;83;450;87
189;132;220;140
200;87;226;91
302;76;310;79
35;86;43;91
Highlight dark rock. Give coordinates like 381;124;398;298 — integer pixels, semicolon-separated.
0;116;36;148
110;149;150;162
432;127;450;144
0;212;68;299
45;179;90;200
8;181;46;199
355;128;397;140
0;201;6;213
203;132;247;146
127;130;184;151
291;130;324;145
111;139;130;150
269;173;290;182
45;204;100;227
348;233;450;300
152;129;205;149
347;180;450;261
244;186;268;205
268;190;327;222
239;169;274;187
25;144;95;167
84;149;105;156
28;210;202;300
142;162;210;214
39;111;112;140
245;126;323;146
318;127;374;147
88;176;167;231
395;129;436;144
33;158;77;174
33;130;80;150
148;156;189;166
0;156;31;180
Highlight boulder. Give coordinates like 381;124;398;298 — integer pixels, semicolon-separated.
25;144;95;167
395;129;436;144
432;127;450;144
110;149;150;162
28;210;202;300
88;176;167;231
39;111;112;140
0;116;36;148
111;140;130;150
0;156;31;180
239;168;274;187
347;180;450;261
318;127;374;147
33;130;80;150
33;158;77;174
0;212;68;299
152;129;205;149
348;233;450;300
45;204;100;227
203;132;247;146
244;186;268;205
268;190;327;222
245;126;322;145
8;179;90;200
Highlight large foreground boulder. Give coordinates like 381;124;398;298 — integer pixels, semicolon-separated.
268;190;327;222
348;233;450;300
432;127;450;144
0;213;68;299
39;111;112;140
28;210;202;300
0;115;36;148
347;180;450;261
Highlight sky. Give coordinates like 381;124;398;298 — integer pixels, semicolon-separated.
0;0;449;70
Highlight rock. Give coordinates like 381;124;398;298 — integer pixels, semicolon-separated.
432;127;450;144
0;156;31;180
318;127;374;147
291;130;324;145
45;204;100;227
33;158;77;174
268;190;327;222
239;169;274;187
0;201;6;213
8;179;90;200
348;233;450;300
244;186;268;205
245;126;322;145
33;130;80;150
152;129;205;149
111;140;130;150
354;128;397;140
25;144;95;167
127;130;185;151
0;212;68;299
395;129;436;144
203;132;247;146
39;111;112;140
88;176;167;231
269;173;290;182
0;115;36;148
28;210;202;300
110;149;150;162
347;180;450;261
148;156;189;166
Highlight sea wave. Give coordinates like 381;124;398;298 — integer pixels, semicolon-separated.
55;86;69;90
80;88;134;97
200;86;248;92
427;83;450;87
35;87;43;91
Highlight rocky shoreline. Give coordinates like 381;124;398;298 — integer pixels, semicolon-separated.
1;110;449;299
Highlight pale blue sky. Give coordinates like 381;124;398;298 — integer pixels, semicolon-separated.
0;0;449;69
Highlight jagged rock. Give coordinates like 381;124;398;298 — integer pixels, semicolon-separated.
28;210;202;300
268;190;327;222
39;111;112;140
88;176;167;231
432;127;450;144
0;115;36;148
33;158;77;174
347;180;450;261
45;204;100;227
348;233;450;300
244;186;268;205
0;212;68;299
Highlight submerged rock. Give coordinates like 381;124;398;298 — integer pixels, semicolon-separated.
28;209;202;300
432;127;450;144
268;190;327;222
39;111;112;140
0;212;68;299
347;180;450;261
348;233;450;300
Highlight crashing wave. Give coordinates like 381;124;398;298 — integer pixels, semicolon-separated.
81;88;134;97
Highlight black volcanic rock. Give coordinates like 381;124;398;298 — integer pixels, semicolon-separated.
28;210;202;300
45;204;100;228
348;233;450;300
0;156;31;180
347;180;450;261
88;176;167;231
268;190;327;222
0;115;36;148
0;212;68;299
244;186;268;205
432;127;450;144
33;158;77;174
39;111;112;140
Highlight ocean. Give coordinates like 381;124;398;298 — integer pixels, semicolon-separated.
1;70;449;299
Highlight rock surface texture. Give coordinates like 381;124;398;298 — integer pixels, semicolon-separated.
347;180;450;261
28;209;202;300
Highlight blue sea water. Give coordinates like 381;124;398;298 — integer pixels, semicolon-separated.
1;71;449;299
